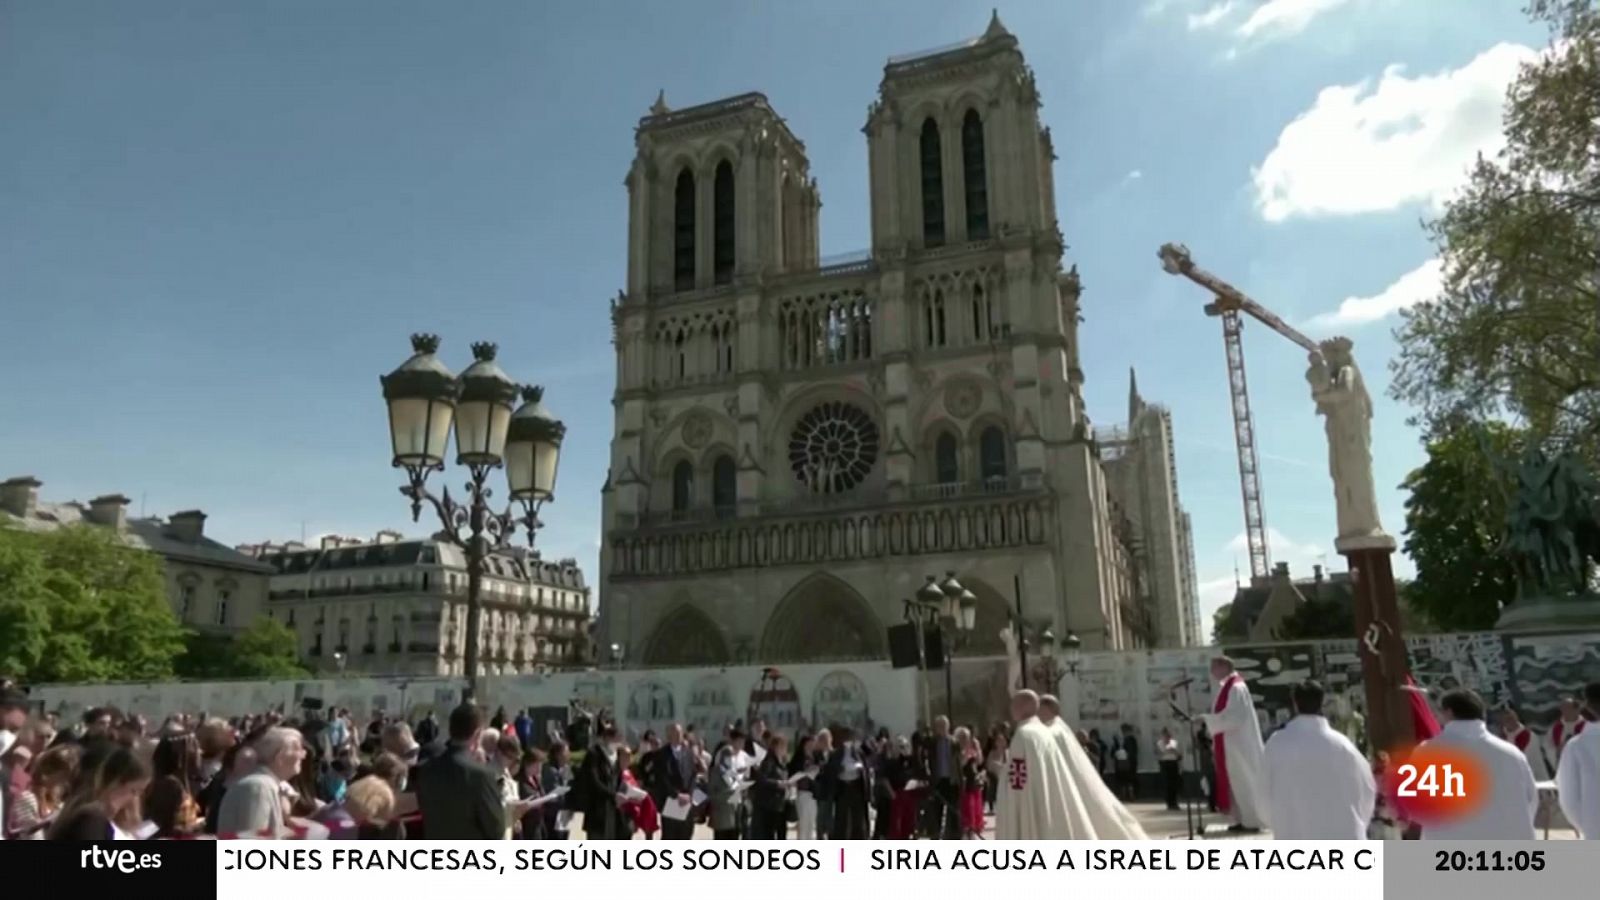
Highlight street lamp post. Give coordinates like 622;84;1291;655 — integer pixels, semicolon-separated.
1060;630;1082;678
938;572;976;723
381;334;565;703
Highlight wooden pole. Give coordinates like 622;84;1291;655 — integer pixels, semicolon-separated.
1343;540;1417;753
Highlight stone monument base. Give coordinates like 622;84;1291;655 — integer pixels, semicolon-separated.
1496;594;1600;631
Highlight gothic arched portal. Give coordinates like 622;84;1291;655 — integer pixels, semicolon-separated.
640;604;730;666
760;573;886;663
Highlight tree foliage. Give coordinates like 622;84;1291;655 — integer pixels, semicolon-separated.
0;525;187;683
1390;1;1600;456
1402;422;1526;631
177;618;307;680
1273;595;1356;642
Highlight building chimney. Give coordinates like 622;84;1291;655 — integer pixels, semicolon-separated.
1;476;41;518
375;529;403;544
167;509;207;543
87;494;130;531
1313;564;1324;582
1273;561;1291;581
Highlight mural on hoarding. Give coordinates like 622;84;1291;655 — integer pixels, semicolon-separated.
811;670;872;738
624;678;676;744
1507;633;1600;725
747;670;803;739
685;674;737;740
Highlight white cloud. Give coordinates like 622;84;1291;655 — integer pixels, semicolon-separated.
1226;526;1327;563
1252;42;1534;222
1236;0;1353;41
1123;169;1144;183
1308;258;1443;329
1187;1;1236;31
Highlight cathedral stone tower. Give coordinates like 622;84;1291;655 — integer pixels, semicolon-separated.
600;15;1140;668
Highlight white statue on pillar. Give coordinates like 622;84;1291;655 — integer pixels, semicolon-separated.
1307;337;1392;551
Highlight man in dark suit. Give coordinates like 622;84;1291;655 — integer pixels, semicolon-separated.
416;703;506;839
649;722;699;840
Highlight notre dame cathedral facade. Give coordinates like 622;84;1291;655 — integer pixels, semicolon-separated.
599;16;1175;668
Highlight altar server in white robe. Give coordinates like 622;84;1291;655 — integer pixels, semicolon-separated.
1263;680;1374;839
1419;690;1537;840
1556;683;1600;840
1199;657;1268;832
1038;695;1148;839
995;690;1076;840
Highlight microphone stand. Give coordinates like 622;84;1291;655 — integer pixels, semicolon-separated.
1170;679;1205;840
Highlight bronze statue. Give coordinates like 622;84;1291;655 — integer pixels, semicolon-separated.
1488;439;1600;602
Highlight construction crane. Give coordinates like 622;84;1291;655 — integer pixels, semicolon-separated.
1157;242;1321;584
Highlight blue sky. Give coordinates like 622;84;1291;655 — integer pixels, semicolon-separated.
0;1;1544;628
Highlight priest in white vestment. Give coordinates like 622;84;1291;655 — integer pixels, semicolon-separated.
1038;695;1148;838
1418;690;1537;840
1263;680;1374;839
1555;684;1599;840
1199;657;1268;832
1497;707;1554;782
994;690;1077;840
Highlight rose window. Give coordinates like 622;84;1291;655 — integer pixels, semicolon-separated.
788;401;879;494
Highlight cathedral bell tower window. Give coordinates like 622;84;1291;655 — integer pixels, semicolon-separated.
674;168;696;291
919;118;945;247
671;460;695;516
935;432;960;485
979;426;1008;484
713;161;735;285
961;109;989;240
712;455;737;516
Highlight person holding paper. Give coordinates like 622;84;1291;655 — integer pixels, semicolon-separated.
1262;681;1375;839
751;732;791;839
1556;682;1600;840
649;723;699;840
516;748;549;839
823;727;870;839
789;733;819;839
1417;690;1536;840
541;741;574;840
1198;656;1269;833
994;690;1078;839
710;729;750;839
618;745;659;839
1037;695;1148;839
577;722;627;839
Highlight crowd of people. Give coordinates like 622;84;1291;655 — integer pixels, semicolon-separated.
2;661;1595;842
0;681;1107;842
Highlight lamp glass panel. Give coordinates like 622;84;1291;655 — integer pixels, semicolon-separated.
389;396;453;464
505;439;534;497
454;399;497;461
533;440;560;497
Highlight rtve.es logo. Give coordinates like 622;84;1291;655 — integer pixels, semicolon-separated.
80;845;163;874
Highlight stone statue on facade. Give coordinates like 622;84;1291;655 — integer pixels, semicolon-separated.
1307;337;1388;549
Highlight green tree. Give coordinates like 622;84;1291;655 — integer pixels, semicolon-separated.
1390;1;1599;456
1211;602;1244;645
229;617;307;678
1401;422;1526;631
177;618;307;680
0;525;187;683
0;530;51;677
1273;596;1356;641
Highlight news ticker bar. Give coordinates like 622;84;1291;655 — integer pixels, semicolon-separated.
5;840;1592;898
